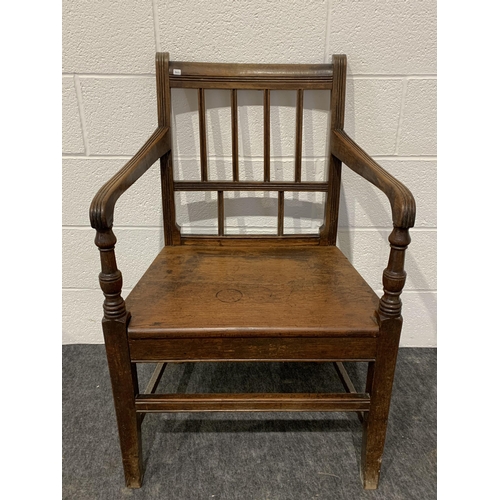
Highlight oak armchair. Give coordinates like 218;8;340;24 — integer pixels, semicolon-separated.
89;53;415;490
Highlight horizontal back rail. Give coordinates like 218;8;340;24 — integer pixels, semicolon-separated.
173;181;328;192
180;235;320;246
171;81;332;90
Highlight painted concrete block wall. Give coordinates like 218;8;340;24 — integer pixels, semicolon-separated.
62;0;437;347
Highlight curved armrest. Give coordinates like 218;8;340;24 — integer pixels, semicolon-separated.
332;129;417;321
89;127;170;231
331;129;416;229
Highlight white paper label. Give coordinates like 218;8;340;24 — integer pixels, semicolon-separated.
173;69;181;76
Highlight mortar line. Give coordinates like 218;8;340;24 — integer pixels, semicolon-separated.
372;155;437;161
65;73;155;79
62;155;133;160
73;75;90;156
351;74;437;80
338;227;436;232
63;225;437;231
173;155;437;162
171;154;437;161
63;225;163;230
394;78;409;155
151;0;161;52
62;154;436;161
323;0;332;63
62;73;437;79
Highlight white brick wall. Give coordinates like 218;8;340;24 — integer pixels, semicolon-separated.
62;0;437;347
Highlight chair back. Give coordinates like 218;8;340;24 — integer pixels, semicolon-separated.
156;53;347;246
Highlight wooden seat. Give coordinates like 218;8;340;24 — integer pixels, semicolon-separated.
126;245;379;339
90;53;416;490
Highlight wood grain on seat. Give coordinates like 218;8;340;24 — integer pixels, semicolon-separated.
125;246;379;338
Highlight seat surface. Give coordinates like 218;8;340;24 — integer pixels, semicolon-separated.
125;245;380;338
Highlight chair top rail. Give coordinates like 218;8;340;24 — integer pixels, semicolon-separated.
169;61;333;79
168;61;334;90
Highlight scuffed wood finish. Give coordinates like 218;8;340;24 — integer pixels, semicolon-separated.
129;337;377;362
136;393;371;413
89;53;418;490
124;245;379;338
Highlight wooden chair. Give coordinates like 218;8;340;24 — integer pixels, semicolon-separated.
89;53;415;490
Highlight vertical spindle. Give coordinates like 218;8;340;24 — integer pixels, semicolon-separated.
198;88;208;181
264;89;270;182
231;89;239;181
217;190;224;236
295;89;303;183
278;191;285;236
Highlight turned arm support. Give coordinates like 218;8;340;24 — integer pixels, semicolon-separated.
331;129;416;320
89;127;170;321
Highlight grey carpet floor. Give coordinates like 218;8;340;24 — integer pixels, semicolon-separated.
62;346;436;500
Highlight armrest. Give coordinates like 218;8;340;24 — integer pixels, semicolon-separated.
332;129;417;321
89;127;170;231
89;127;170;322
331;129;416;229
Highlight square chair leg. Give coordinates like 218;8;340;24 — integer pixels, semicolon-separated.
361;318;402;489
103;318;144;488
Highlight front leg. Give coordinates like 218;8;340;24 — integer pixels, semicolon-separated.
95;228;143;488
361;227;410;489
